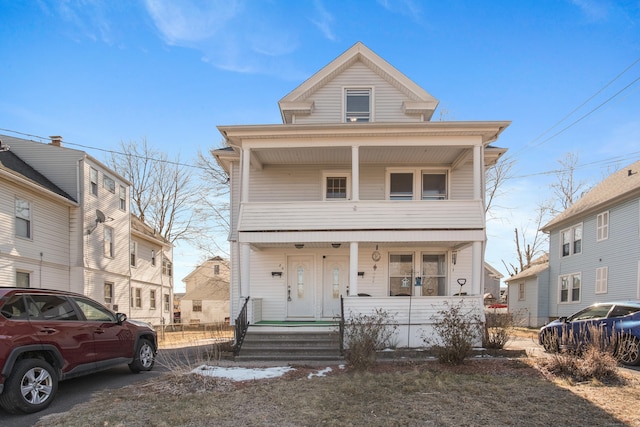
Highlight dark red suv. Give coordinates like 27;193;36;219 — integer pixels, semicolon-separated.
0;287;157;414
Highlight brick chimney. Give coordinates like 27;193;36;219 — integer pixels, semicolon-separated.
50;135;63;147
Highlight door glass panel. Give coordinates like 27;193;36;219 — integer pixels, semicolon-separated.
332;267;340;298
297;266;305;298
422;254;446;296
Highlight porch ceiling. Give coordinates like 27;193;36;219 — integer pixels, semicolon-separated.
248;241;469;250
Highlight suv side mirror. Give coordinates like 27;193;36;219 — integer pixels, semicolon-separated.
116;313;127;324
559;316;568;323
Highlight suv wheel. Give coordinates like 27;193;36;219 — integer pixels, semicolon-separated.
129;338;155;373
0;359;58;414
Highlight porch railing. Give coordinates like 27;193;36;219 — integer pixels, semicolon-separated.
233;296;250;356
339;295;345;355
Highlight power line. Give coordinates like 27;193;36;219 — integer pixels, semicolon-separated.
0;128;208;171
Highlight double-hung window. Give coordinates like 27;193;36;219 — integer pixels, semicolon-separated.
559;273;581;303
345;88;371;122
119;186;127;211
150;290;156;309
104;226;114;258
103;175;115;193
90;168;98;196
104;282;113;305
15;198;31;239
597;212;609;241
323;172;351;200
560;224;582;257
388;169;448;200
130;241;137;267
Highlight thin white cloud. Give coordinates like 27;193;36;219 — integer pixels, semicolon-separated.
377;0;422;19
311;0;337;42
570;0;610;21
44;0;117;45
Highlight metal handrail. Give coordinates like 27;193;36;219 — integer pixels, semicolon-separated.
339;295;345;355
233;296;250;356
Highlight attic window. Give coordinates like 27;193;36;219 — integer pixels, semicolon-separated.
345;89;371;122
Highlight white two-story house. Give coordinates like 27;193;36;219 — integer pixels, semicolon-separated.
214;42;510;347
0;134;173;325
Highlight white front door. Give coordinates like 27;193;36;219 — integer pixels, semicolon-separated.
322;256;349;318
287;255;315;318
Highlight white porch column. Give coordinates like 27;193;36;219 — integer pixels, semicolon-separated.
240;242;251;297
241;147;250;203
349;242;359;296
472;241;482;295
351;145;359;201
473;145;481;200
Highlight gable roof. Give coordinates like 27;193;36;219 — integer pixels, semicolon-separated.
130;214;171;247
278;42;439;124
0;146;76;203
504;253;549;282
542;160;640;232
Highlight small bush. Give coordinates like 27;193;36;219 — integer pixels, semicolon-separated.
424;301;483;365
483;312;515;349
343;308;398;370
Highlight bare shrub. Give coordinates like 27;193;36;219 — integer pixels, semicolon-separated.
483;312;515;349
425;301;483;365
343;309;398;370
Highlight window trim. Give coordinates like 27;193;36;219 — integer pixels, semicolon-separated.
388;252;414;296
150;289;156;310
104;282;113;305
103;175;115;193
344;87;373;123
15;197;32;240
597;211;609;241
16;270;31;288
420;252;447;296
322;171;351;201
131;287;142;309
193;299;203;312
518;282;525;301
560;223;582;258
130;241;137;267
119;185;127;211
559;272;581;304
164;293;170;312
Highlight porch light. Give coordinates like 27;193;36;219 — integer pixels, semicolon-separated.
295;243;304;249
358;271;365;277
331;243;341;248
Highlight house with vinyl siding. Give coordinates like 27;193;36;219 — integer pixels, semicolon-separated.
180;256;230;324
504;254;550;327
540;160;640;320
213;42;510;347
0;134;173;325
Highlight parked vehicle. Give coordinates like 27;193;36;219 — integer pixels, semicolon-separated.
0;287;157;414
538;301;640;366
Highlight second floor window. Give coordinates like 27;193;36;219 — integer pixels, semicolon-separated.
389;173;414;200
163;259;173;277
388;170;448;201
345;88;371;122
15;198;31;239
151;250;156;266
595;266;608;294
422;173;447;200
90;167;98;196
104;226;114;258
130;241;137;267
103;175;115;193
561;224;582;257
119;186;127;211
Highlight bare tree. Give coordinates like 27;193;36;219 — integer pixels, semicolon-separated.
502;202;552;276
549;152;589;214
109;139;195;244
485;155;515;217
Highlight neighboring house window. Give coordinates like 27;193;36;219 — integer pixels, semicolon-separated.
150;290;156;309
16;271;30;288
389;253;413;296
595;267;608;294
164;294;170;312
130;241;137;267
559;273;581;303
597;212;609;241
131;287;142;308
193;300;202;312
421;253;446;296
104;282;113;304
151;250;156;266
389;172;414;200
104;226;114;258
163;259;173;277
90;167;98;196
345;88;371;122
561;224;582;257
518;283;525;301
214;264;220;275
103;175;115;193
422;172;447;200
119;186;126;211
15;198;31;239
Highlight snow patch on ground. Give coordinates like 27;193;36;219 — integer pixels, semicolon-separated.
193;365;295;381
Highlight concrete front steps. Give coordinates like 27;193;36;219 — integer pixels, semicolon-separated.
235;326;343;362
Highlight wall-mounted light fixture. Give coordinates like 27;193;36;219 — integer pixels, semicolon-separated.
452;251;457;265
271;271;282;278
294;243;304;249
331;243;341;248
357;271;365;277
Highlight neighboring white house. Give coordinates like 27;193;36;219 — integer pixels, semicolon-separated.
180;256;230;324
504;254;550;327
484;263;504;305
213;42;510;347
539;160;640;319
0;134;173;325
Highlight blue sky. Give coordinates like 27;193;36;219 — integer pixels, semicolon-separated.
2;0;640;289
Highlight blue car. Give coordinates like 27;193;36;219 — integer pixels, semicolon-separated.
538;301;640;366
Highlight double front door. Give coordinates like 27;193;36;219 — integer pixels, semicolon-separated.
286;255;349;319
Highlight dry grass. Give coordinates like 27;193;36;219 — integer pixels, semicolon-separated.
35;357;640;427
